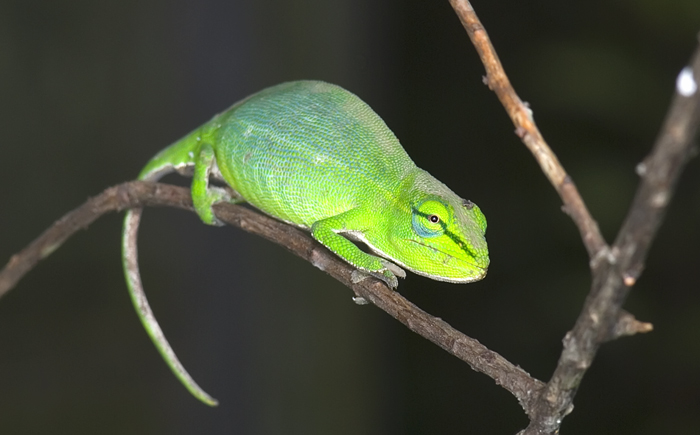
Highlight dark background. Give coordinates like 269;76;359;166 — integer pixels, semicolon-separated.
1;1;699;434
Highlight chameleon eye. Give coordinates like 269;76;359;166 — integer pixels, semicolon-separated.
412;200;450;238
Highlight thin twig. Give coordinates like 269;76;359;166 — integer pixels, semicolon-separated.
0;181;545;413
0;182;189;299
448;0;607;259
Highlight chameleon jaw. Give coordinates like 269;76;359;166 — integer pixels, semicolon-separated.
402;238;488;283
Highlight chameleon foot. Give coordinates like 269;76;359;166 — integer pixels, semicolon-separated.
350;261;404;289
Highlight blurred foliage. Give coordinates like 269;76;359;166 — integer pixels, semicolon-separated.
0;0;699;434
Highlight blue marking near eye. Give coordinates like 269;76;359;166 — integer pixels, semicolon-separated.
412;209;443;238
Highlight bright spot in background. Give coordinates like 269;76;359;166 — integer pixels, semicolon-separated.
676;66;697;97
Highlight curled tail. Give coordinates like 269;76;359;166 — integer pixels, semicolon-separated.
121;131;218;406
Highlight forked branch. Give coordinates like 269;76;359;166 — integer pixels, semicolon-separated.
524;45;700;435
448;0;700;433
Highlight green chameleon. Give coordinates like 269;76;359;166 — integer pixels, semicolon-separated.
122;80;489;406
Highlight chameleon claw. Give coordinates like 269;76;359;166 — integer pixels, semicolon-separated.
381;260;406;279
196;186;232;227
350;268;399;289
379;270;399;289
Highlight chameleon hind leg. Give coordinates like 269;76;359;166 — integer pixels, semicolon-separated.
121;142;243;407
192;142;243;225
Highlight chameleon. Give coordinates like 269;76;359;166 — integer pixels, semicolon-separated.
122;80;489;406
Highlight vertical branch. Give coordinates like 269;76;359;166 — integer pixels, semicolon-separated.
524;44;700;434
449;0;700;432
448;0;607;258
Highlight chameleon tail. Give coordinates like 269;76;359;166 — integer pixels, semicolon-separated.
122;196;218;406
121;131;217;405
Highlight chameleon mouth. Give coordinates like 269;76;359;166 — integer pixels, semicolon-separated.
355;234;487;283
404;238;488;276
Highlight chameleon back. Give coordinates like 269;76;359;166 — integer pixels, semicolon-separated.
206;81;417;227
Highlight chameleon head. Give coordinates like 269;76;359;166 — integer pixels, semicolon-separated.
385;170;490;283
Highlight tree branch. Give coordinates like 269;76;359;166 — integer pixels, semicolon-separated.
448;0;607;259
448;0;700;432
523;42;700;435
0;180;544;415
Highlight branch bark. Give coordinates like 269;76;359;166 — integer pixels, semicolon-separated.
448;0;700;432
0;180;544;415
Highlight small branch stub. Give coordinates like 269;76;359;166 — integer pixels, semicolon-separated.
609;311;654;341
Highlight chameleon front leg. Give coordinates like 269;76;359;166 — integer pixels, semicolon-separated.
311;209;405;289
192;142;242;225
